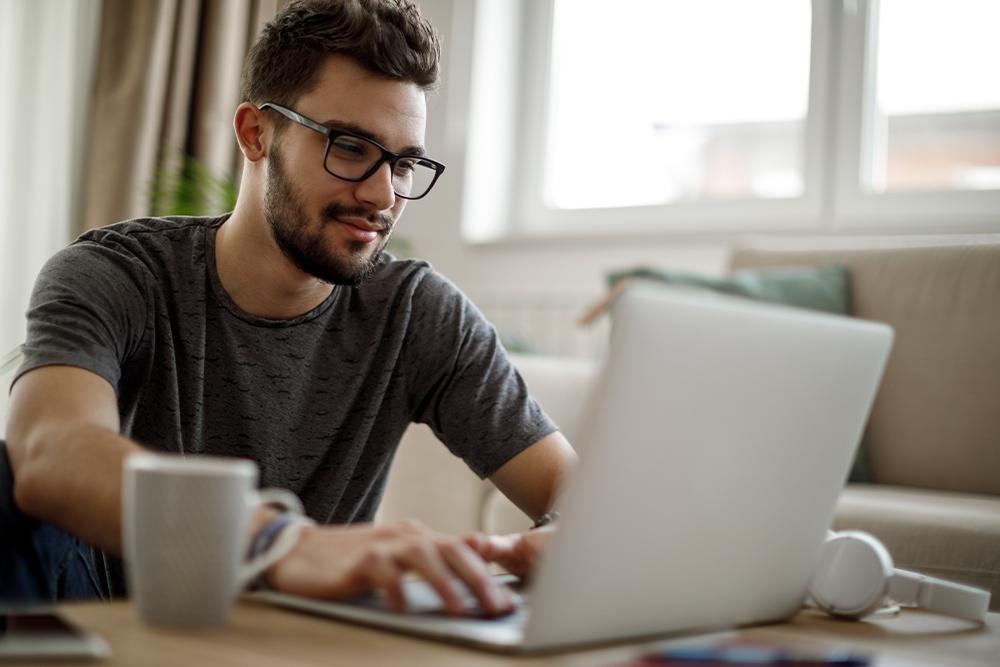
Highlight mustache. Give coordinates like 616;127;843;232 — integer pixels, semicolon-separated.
321;204;393;232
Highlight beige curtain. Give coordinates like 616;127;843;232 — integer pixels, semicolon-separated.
81;0;286;233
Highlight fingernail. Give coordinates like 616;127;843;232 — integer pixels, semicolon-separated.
491;587;513;613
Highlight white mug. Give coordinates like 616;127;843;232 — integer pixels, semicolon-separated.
122;452;303;629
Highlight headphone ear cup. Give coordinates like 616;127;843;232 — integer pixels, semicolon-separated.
809;531;895;619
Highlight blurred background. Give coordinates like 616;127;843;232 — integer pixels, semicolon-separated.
2;0;999;391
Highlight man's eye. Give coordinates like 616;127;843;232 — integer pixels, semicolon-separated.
331;137;368;157
394;158;417;174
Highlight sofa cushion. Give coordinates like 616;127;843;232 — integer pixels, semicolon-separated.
730;244;1000;496
834;484;1000;611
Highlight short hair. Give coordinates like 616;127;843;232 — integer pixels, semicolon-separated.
240;0;441;108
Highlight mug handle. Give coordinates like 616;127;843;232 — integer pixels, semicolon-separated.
239;488;314;588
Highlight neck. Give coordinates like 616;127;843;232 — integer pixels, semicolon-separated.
215;202;334;319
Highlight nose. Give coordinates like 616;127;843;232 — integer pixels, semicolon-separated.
352;160;397;212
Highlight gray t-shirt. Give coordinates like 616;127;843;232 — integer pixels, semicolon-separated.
17;215;557;524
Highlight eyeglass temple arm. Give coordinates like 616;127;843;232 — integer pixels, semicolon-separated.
258;103;329;136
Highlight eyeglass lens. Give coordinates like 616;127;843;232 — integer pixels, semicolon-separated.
326;135;438;198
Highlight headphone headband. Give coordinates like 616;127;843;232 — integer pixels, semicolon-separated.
889;569;990;623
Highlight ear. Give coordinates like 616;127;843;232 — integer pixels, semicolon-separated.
234;102;268;162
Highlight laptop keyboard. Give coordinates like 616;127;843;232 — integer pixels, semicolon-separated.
346;576;526;621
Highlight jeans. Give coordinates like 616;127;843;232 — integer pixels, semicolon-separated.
0;439;106;603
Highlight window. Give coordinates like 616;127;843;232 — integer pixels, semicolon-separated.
462;0;1000;240
544;0;811;209
864;0;1000;193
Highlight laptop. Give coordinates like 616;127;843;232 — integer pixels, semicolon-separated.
250;284;894;653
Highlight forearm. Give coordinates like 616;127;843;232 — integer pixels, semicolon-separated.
489;431;578;521
12;422;283;556
10;419;143;554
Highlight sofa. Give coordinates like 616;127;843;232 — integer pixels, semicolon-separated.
377;240;1000;611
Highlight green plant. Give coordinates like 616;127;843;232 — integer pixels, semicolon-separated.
149;151;240;217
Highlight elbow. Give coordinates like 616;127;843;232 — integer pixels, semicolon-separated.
7;428;59;520
12;466;45;519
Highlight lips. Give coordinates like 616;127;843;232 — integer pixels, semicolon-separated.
334;217;381;243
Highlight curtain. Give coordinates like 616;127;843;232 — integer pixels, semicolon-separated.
0;0;102;426
81;0;285;233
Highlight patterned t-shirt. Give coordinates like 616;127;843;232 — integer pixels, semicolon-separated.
17;215;557;525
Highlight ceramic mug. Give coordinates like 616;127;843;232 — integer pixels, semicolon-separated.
122;452;302;629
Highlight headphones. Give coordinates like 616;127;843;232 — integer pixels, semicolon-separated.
808;530;991;623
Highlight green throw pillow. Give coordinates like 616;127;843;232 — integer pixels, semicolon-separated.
607;264;851;315
606;263;871;484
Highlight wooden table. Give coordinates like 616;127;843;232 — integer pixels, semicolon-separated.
55;600;1000;666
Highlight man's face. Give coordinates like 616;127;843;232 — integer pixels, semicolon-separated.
262;55;428;286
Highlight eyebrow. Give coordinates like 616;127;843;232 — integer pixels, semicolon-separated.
320;118;427;157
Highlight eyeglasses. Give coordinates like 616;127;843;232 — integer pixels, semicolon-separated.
258;102;446;200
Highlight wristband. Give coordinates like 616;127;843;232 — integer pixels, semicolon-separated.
248;512;297;560
245;511;316;589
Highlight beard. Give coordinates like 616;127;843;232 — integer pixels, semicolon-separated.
263;143;394;287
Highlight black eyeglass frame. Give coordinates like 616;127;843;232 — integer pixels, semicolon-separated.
258;102;446;200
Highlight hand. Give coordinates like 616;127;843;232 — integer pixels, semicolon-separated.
463;526;553;579
264;520;515;617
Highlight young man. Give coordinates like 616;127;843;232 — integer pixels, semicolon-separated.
6;0;576;616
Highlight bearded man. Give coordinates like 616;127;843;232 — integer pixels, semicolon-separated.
5;0;576;615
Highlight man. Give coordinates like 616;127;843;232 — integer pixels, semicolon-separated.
6;0;576;616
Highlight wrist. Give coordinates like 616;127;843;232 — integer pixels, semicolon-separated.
262;521;318;586
530;510;560;530
249;504;282;541
248;512;317;589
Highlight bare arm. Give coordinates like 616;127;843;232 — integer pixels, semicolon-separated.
7;365;516;615
7;365;140;553
488;431;578;521
462;432;577;578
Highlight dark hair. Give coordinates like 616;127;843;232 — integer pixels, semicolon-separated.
240;0;441;108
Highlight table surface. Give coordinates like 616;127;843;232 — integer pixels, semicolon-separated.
54;600;1000;667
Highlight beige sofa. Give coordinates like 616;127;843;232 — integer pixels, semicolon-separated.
378;241;1000;611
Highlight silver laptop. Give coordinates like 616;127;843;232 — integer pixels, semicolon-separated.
251;284;893;653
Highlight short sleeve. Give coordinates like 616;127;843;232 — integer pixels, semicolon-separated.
15;241;151;392
405;270;558;479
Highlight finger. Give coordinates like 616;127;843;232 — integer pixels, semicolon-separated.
466;533;508;561
364;544;407;613
481;535;527;572
393;540;467;616
462;532;488;556
436;539;514;617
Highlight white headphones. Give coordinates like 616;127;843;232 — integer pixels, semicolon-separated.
808;530;990;623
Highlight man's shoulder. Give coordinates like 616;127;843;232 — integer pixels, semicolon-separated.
366;254;429;292
368;254;460;297
59;214;226;280
77;214;224;249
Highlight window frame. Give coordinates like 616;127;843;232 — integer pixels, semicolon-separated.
461;0;1000;243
